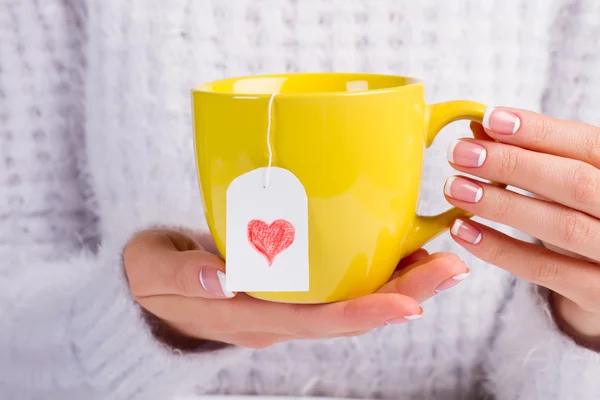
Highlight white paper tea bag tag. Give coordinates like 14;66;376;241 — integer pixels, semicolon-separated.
224;92;309;292
225;167;309;292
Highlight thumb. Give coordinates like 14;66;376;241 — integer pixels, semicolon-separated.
124;229;235;299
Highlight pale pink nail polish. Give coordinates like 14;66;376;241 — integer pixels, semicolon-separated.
448;139;487;167
451;220;482;244
199;269;235;298
435;270;470;292
444;176;483;203
482;108;521;134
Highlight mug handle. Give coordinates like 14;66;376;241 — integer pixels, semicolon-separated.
403;100;504;255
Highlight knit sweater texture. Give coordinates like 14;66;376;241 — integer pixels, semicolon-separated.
2;1;600;399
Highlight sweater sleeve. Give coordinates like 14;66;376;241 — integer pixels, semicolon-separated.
1;232;247;400
483;279;600;399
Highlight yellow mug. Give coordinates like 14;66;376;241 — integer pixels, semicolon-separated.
193;72;484;304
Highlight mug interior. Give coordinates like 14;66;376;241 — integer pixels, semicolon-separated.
196;73;419;96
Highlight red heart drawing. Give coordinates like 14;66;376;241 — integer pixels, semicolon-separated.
247;219;295;266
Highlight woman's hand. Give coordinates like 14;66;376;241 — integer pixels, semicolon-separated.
445;107;600;349
124;228;469;349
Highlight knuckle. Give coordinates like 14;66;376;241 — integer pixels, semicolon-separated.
488;239;507;264
172;263;195;296
491;191;513;221
498;146;519;179
287;304;320;338
529;116;551;144
557;208;592;246
291;303;303;319
583;126;600;166
569;163;600;206
528;259;561;284
123;229;170;276
473;236;506;270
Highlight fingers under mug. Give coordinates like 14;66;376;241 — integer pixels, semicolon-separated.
383;253;469;303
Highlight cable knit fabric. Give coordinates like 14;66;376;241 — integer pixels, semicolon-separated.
2;0;600;399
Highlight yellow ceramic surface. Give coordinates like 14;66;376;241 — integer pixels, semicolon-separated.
192;73;485;304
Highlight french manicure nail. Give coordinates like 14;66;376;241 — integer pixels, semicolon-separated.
482;107;521;134
199;268;235;298
444;176;483;203
385;309;424;324
451;220;482;244
448;139;487;167
435;270;471;292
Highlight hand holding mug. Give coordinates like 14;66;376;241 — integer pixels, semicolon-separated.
124;229;468;348
445;108;600;349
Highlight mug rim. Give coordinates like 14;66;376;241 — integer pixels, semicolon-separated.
193;72;423;98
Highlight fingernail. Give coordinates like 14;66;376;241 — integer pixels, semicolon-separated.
386;309;424;324
482;107;521;134
451;220;482;244
447;139;487;167
199;269;235;298
435;270;471;292
444;176;483;203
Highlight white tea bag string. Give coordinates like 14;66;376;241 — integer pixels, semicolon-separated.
225;90;309;292
264;92;277;188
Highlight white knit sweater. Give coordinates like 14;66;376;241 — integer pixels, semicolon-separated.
2;0;600;399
